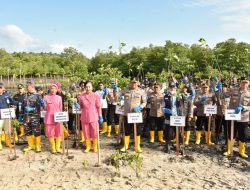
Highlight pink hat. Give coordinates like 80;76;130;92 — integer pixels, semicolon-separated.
49;83;58;89
55;82;62;89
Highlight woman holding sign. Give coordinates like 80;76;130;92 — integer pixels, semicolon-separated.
76;81;103;153
43;83;63;154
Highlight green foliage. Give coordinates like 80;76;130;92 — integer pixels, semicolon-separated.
110;151;143;177
11;119;20;128
0;38;250;85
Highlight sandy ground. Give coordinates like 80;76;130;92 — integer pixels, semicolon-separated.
0;133;249;190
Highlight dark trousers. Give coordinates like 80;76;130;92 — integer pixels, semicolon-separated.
25;116;41;137
228;122;247;142
149;116;164;131
123;116;141;136
215;115;228;141
196;116;209;131
107;104;119;126
102;108;107;122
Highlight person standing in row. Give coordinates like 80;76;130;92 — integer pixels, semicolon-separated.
43;83;63;154
120;78;146;153
0;83;14;150
22;81;43;153
179;85;194;145
194;83;216;145
77;81;103;153
95;82;108;135
148;83;165;143
224;77;250;158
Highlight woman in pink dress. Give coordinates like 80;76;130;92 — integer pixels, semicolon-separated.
43;83;63;154
76;81;103;153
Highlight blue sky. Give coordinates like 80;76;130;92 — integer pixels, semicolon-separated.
0;0;250;57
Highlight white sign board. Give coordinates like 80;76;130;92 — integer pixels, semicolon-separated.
54;112;69;122
115;105;124;115
225;109;241;121
72;104;82;114
127;113;143;124
170;116;186;127
204;105;217;115
40;111;46;118
1;108;16;119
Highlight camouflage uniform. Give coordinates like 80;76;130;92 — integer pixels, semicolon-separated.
22;92;42;137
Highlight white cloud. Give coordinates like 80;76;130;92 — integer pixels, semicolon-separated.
0;24;72;53
186;0;250;32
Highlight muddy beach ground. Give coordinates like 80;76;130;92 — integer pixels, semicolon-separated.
0;133;249;190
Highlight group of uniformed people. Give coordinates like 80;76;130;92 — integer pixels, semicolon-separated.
0;75;249;159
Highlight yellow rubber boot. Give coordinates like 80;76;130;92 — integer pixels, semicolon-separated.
195;131;201;145
223;140;233;156
149;131;155;143
19;125;25;137
5;135;14;148
205;131;214;145
120;136;130;152
13;128;18;142
35;136;41;152
115;125;119;135
100;122;107;134
135;136;142;153
49;138;56;154
107;125;112;137
63;127;69;139
80;131;85;143
2;131;5;142
55;137;61;153
23;136;35;152
0;135;2;150
171;137;176;143
184;131;190;145
239;141;248;158
93;138;98;153
158;131;165;143
84;139;91;153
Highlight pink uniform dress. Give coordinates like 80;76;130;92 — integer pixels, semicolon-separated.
79;92;100;140
44;94;62;138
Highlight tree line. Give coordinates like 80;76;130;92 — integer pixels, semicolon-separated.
0;38;250;88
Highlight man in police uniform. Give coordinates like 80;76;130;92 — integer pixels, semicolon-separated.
213;82;230;144
102;78;120;137
148;83;165;143
120;78;146;153
224;77;250;158
180;85;194;145
22;81;43;152
13;84;26;138
194;83;216;145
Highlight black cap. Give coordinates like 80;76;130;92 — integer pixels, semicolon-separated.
0;82;4;87
35;86;43;91
240;77;249;83
169;82;176;87
26;81;35;86
79;80;86;87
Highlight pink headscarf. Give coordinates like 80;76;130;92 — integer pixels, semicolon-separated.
49;83;59;89
55;82;62;89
